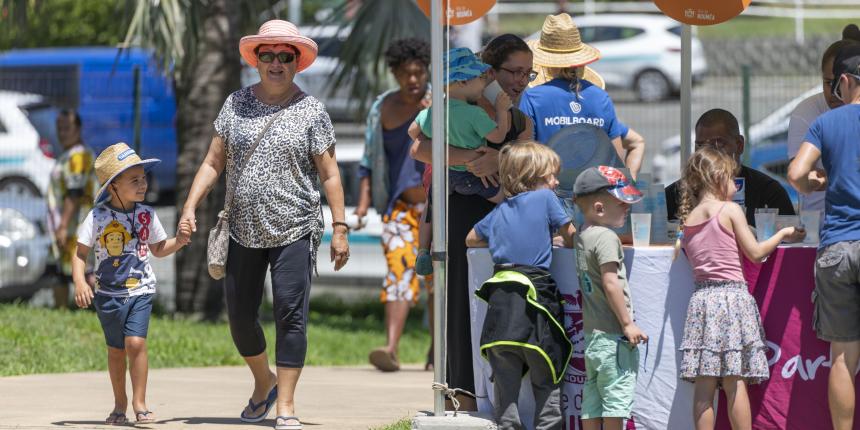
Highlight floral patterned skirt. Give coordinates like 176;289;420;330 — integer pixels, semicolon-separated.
679;279;770;385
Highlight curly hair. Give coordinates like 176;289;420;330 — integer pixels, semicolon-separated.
480;34;531;69
677;146;737;228
384;38;430;70
499;140;560;197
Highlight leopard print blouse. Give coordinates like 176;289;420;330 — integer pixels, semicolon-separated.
214;85;335;255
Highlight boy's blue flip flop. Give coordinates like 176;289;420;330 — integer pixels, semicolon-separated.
240;385;278;423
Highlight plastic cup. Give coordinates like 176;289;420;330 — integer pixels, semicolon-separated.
631;213;652;247
800;210;820;244
667;221;680;241
775;215;800;232
754;212;776;242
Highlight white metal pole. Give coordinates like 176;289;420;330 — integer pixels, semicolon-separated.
288;0;301;25
430;0;448;417
680;24;693;166
795;0;805;45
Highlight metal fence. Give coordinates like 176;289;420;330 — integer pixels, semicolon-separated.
0;8;852;307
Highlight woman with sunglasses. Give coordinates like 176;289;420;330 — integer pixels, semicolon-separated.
177;20;349;430
408;33;535;412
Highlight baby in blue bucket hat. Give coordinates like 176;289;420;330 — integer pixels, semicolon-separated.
414;47;512;201
412;47;513;275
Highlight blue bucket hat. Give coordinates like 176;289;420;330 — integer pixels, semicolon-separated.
445;47;491;84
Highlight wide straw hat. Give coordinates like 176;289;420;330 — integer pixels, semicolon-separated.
530;13;601;68
528;63;605;89
93;142;160;205
239;20;318;72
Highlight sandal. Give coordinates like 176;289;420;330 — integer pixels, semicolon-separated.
105;411;127;425
135;410;155;423
369;347;400;372
275;415;303;430
240;384;278;423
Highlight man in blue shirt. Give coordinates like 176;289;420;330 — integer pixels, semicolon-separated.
789;43;860;430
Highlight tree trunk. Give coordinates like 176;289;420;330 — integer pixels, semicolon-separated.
174;0;240;316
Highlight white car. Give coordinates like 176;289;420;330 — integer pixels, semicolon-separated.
0;193;52;300
529;14;708;102
241;25;356;121
317;140;387;282
0;91;58;197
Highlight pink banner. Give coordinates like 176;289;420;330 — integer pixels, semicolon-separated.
717;247;860;430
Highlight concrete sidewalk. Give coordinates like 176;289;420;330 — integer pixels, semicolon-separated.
0;365;432;429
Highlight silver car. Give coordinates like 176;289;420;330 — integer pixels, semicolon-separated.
0;193;51;300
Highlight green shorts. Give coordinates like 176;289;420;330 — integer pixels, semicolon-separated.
581;332;639;420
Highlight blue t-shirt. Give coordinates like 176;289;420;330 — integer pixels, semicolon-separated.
473;188;571;270
519;78;629;144
804;104;860;248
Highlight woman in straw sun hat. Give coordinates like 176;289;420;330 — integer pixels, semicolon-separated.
520;13;646;180
178;19;349;430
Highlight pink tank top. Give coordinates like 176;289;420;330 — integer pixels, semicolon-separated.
682;205;746;282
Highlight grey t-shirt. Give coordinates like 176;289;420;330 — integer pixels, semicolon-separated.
214;86;335;250
574;225;634;335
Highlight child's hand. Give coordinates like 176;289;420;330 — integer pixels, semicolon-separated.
781;226;806;243
177;221;193;245
622;323;648;345
74;282;94;308
177;220;193;244
494;91;512;112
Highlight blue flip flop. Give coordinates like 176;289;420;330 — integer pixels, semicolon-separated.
240;385;278;423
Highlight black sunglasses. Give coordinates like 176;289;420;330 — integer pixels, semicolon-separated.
257;51;297;64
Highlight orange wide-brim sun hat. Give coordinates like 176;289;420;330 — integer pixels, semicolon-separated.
239;20;318;72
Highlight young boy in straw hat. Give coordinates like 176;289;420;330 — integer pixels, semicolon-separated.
72;142;191;425
411;46;512;275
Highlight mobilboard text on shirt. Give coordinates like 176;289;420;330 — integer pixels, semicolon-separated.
519;78;629;144
76;204;168;297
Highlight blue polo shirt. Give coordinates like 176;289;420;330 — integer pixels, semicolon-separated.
803;103;860;248
519;78;629;144
473;188;571;270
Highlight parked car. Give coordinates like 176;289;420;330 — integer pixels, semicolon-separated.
241;25;357;121
0;47;178;201
0;193;52;300
0;91;59;197
653;87;821;204
318;141;386;282
528;14;708;102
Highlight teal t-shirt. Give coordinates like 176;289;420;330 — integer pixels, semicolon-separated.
416;98;497;171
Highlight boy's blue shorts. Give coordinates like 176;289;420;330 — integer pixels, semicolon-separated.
93;293;154;349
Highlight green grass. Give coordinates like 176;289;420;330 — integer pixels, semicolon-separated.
0;295;430;376
371;418;412;430
498;15;852;40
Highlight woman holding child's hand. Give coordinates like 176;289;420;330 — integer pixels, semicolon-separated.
179;21;348;429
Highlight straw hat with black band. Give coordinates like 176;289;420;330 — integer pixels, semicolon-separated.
528;13;604;87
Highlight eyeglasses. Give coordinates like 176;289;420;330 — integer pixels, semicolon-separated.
832;73;860;100
257;51;297;64
498;66;538;82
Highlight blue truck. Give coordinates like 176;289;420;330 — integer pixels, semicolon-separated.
0;47;178;199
